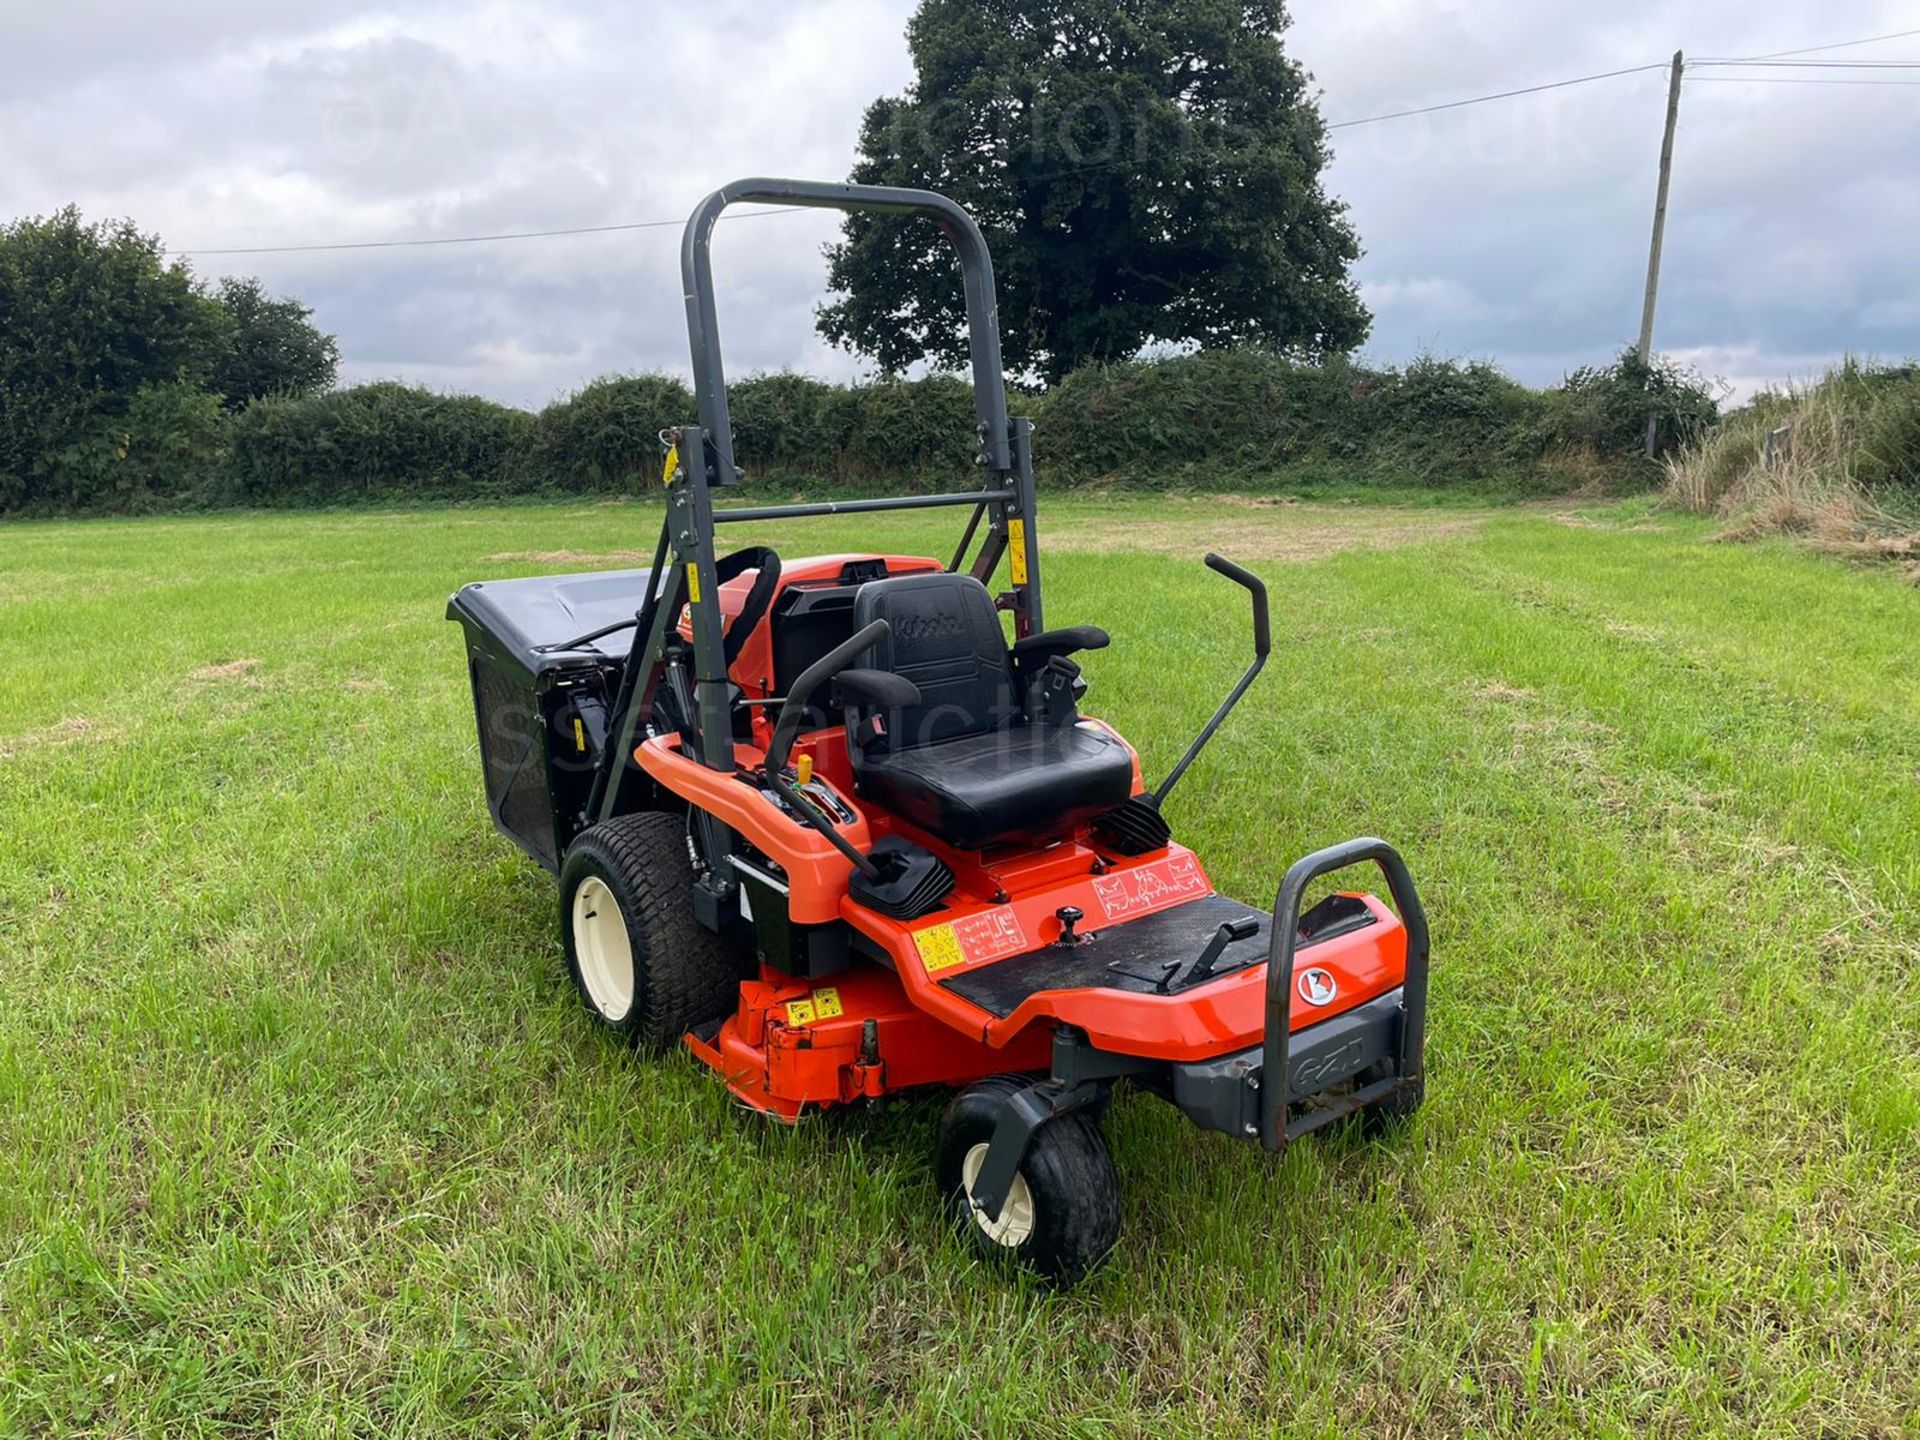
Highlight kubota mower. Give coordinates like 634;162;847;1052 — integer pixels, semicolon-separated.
449;179;1429;1283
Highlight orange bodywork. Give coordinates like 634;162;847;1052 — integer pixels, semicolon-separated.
678;551;943;702
646;552;1410;1118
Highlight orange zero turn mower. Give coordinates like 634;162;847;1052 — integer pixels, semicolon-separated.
448;179;1430;1283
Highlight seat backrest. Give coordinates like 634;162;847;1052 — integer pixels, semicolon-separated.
851;573;1015;750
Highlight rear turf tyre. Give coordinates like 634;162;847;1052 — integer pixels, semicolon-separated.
935;1075;1119;1286
559;812;744;1051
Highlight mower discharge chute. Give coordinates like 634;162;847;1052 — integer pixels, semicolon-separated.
448;178;1430;1284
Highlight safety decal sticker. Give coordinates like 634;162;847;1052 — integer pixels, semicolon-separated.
1007;518;1028;585
914;924;966;974
684;562;702;604
784;986;844;1026
950;908;1028;965
1092;852;1208;921
915;910;1028;974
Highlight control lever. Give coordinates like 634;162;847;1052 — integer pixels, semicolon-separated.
1153;554;1270;805
1158;916;1262;993
763;618;892;881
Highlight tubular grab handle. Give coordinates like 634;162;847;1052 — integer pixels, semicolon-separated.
760;618;892;883
1259;838;1430;1150
683;179;1011;486
765;618;890;781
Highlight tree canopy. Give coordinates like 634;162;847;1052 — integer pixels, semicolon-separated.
210;276;339;408
0;209;340;507
819;0;1370;383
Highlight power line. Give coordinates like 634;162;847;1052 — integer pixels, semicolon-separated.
1689;76;1920;86
177;205;799;257
1694;59;1920;68
1326;62;1668;129
1696;26;1920;62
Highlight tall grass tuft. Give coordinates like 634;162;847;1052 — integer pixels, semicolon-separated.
1665;360;1920;571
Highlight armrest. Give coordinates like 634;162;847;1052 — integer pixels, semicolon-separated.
1009;625;1110;666
831;669;922;710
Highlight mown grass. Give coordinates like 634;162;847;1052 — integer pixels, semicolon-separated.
2;495;1917;1437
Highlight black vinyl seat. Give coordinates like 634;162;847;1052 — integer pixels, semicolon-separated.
846;572;1132;850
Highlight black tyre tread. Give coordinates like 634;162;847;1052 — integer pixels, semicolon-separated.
561;812;743;1050
936;1074;1120;1286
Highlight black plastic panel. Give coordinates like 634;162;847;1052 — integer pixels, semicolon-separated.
448;568;653;674
940;894;1268;1018
449;569;643;871
938;892;1382;1019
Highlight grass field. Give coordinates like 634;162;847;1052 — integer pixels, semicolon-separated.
3;495;1917;1437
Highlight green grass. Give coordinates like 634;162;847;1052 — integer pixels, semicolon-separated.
2;495;1917;1437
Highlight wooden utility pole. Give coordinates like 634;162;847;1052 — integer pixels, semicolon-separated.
1637;50;1684;455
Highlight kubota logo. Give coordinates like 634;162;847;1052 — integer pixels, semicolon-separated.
893;612;964;641
1297;967;1337;1007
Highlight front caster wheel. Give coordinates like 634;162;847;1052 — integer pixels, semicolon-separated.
935;1075;1119;1286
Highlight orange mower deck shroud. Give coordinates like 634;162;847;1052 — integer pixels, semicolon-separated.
647;554;1411;1121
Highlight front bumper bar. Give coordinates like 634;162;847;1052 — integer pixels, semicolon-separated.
1258;837;1429;1150
1171;984;1407;1141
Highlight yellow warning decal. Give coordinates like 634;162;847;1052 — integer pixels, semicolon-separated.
783;987;844;1026
572;716;587;753
685;562;702;604
1007;518;1028;585
661;443;680;487
914;923;966;974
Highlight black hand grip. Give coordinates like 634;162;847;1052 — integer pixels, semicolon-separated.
1205;552;1270;657
766;619;890;779
715;546;782;668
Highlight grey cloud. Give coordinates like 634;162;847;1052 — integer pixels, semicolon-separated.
4;0;1914;407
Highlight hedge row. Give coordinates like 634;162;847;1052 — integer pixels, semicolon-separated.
10;349;1717;513
217;373;981;505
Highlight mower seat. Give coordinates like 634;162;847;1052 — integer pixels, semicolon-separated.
846;572;1132;850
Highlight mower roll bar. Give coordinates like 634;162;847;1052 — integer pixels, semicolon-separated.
712;488;1017;525
1152;553;1271;805
1259;838;1430;1151
589;178;1045;901
683;178;1013;488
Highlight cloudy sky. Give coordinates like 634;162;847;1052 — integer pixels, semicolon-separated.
4;2;1917;407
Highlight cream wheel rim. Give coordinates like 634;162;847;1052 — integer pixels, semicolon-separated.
961;1142;1036;1247
571;875;634;1020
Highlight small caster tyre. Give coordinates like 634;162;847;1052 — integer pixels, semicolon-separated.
559;812;745;1050
935;1074;1119;1286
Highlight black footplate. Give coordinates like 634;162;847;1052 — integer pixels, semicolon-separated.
940;893;1377;1018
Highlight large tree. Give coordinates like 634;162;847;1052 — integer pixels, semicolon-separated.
209;275;338;408
819;0;1369;383
0;208;229;505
